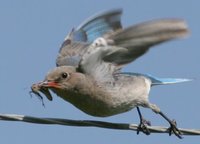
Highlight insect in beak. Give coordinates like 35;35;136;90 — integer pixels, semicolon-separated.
30;82;53;106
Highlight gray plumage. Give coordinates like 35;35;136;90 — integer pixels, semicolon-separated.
32;9;191;138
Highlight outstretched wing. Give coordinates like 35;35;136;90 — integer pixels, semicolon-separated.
79;19;189;82
103;19;188;65
74;8;122;43
56;9;122;67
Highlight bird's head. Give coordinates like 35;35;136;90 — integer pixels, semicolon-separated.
31;66;82;101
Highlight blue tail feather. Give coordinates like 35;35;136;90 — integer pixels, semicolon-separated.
120;72;192;86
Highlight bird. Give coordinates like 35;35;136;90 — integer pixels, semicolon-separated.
31;9;191;138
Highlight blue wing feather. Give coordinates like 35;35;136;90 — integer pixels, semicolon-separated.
74;9;122;42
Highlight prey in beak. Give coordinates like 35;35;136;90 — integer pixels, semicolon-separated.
30;81;54;106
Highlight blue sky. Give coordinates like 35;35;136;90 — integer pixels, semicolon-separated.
0;0;200;143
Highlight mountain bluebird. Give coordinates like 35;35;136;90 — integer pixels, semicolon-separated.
31;9;190;138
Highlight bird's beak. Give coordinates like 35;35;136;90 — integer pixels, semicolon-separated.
40;81;61;89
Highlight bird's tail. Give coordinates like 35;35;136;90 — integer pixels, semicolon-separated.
120;72;192;86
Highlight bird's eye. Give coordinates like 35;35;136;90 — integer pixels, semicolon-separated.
61;72;69;79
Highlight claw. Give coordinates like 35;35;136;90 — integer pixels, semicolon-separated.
137;118;151;135
168;119;183;139
158;111;183;139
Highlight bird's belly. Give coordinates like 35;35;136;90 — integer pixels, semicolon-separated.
60;90;146;117
71;96;138;117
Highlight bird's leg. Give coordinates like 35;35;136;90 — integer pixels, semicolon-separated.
159;111;182;139
136;107;151;135
149;103;182;139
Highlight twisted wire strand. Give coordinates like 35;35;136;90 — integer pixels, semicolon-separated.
0;113;200;136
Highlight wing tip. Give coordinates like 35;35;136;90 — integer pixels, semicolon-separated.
119;72;193;85
151;77;193;85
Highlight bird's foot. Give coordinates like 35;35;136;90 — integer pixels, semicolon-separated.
137;118;151;135
167;119;183;139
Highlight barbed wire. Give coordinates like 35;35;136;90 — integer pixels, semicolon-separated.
1;113;200;137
